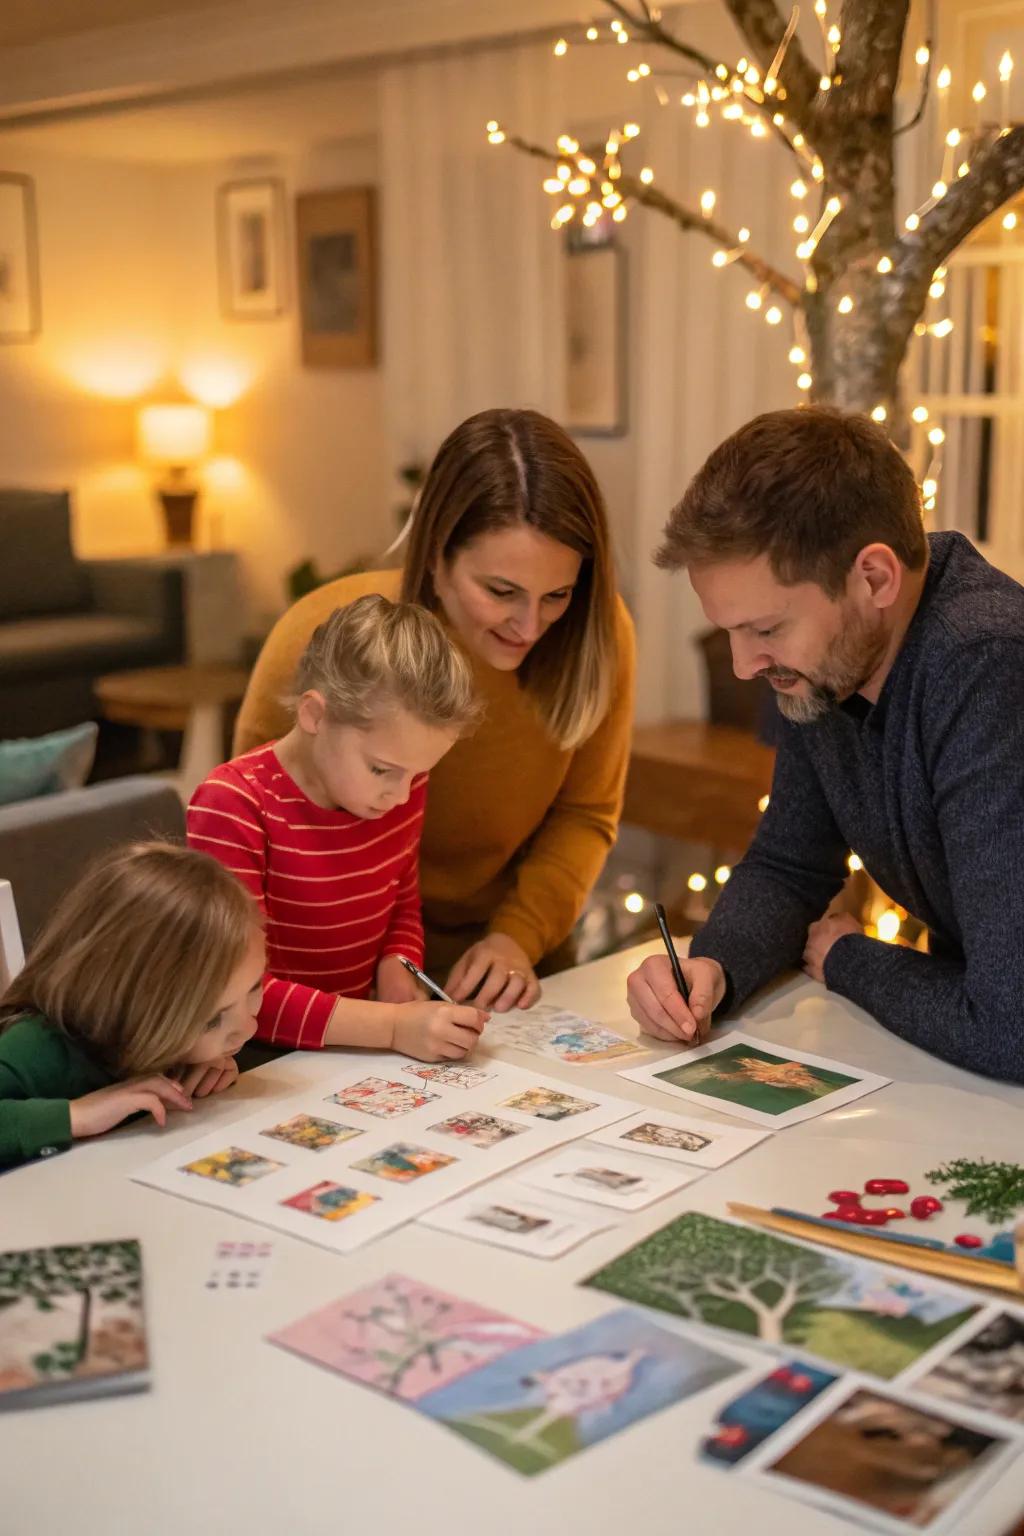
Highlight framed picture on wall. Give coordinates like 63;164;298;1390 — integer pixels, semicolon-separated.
295;186;377;368
217;178;286;320
0;174;41;343
566;241;627;436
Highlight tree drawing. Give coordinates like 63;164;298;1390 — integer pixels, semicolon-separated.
489;0;1024;428
0;1240;143;1379
586;1212;846;1344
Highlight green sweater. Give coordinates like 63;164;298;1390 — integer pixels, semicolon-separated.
0;1015;112;1168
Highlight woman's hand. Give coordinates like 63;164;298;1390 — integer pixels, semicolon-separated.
69;1076;193;1139
445;932;541;1012
176;1055;241;1098
375;953;426;1004
391;1002;489;1061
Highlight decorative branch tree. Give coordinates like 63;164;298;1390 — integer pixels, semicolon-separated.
488;0;1024;434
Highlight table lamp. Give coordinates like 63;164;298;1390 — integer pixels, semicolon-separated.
137;402;212;547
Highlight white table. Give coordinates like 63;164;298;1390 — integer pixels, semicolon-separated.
4;943;1024;1536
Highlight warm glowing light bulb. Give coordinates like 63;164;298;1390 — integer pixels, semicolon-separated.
758;793;771;812
612;204;628;222
932;318;954;337
714;865;732;885
554;38;568;56
486;120;498;133
928;426;946;445
848;853;863;872
791;179;808;198
639;167;654;184
623;121;641;138
623;891;645;914
837;294;854;314
638;62;651;77
871;405;887;422
932;180;948;199
687;873;708;893
793;214;810;233
905;212;920;231
766;306;782;325
946;128;961;148
929;280;945;298
488;131;506;144
877;255;893;273
745;290;763;310
700;189;716;214
712;250;728;267
738;227;750;243
877;909;901;942
568;177;589;196
912;405;929;423
1003;211;1019;230
586;26;599;41
972;80;987;103
819;75;831;91
1000;51;1014;83
789;346;806;365
797;372;813;390
915;45;930;66
922;477;938;498
937;66;951;90
543;178;562;194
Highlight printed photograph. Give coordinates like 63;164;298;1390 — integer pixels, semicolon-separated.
700;1360;837;1466
327;1076;440;1119
402;1063;496;1090
556;1166;643;1193
268;1273;543;1401
350;1142;457;1183
622;1122;712;1154
417;1307;738;1475
429;1112;528;1149
281;1181;379;1223
653;1042;857;1116
764;1386;1006;1528
498;1087;597;1121
470;1205;552;1236
585;1212;979;1380
261;1114;364;1152
180;1146;284;1187
913;1311;1024;1424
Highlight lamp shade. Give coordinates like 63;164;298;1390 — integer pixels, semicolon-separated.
137;403;211;466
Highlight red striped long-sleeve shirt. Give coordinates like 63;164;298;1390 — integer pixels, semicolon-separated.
187;744;426;1049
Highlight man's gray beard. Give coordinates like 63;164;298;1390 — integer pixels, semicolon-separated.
776;683;837;724
771;613;888;726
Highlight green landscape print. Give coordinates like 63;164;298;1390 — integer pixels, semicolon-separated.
654;1043;857;1115
585;1213;979;1381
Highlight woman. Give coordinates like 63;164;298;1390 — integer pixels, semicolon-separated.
234;408;636;1012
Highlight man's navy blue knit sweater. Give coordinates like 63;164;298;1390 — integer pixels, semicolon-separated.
690;531;1024;1083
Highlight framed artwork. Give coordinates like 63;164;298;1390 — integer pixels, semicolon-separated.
565;241;627;436
217;178;285;320
0;175;41;342
295;186;377;368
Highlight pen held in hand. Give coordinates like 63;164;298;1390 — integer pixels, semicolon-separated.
654;902;691;1006
397;954;456;1005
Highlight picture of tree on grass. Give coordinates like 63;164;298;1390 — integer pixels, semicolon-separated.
585;1213;978;1379
655;1043;857;1115
0;1240;146;1398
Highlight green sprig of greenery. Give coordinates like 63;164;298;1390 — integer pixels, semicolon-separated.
925;1158;1024;1226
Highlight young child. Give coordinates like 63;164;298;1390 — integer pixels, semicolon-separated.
187;593;486;1059
0;842;264;1169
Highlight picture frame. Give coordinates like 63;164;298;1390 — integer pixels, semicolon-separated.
0;174;41;343
295;186;377;369
565;240;626;436
216;178;285;320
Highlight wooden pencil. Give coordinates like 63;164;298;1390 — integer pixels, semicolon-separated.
727;1201;1024;1296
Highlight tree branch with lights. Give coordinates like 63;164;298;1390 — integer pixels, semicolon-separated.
486;0;1024;468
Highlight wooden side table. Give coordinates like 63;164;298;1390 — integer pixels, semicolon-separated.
94;664;250;801
623;719;775;855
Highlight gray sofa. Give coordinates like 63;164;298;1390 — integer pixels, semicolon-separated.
0;489;185;739
0;776;185;949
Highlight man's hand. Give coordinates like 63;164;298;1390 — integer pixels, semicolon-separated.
802;912;863;983
626;955;726;1045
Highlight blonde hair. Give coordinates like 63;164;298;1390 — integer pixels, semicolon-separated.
290;592;478;732
0;843;259;1077
401;409;618;750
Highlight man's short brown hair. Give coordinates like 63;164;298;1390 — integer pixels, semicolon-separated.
657;406;928;596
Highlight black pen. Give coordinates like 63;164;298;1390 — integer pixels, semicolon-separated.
654;902;691;1005
397;954;454;1004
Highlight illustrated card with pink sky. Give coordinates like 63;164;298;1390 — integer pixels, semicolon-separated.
268;1273;545;1401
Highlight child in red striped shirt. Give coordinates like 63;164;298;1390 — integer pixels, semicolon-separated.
188;595;486;1059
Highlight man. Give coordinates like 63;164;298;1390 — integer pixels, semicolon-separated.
627;406;1024;1083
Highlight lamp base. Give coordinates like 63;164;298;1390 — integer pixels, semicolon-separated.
158;487;198;548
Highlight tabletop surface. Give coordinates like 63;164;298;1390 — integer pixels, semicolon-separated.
4;941;1024;1536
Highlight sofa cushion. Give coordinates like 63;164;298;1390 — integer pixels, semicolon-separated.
0;490;91;620
0;612;169;681
0;722;98;807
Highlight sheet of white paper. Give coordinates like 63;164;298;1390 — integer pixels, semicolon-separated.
489;1002;647;1065
131;1052;638;1253
516;1140;703;1210
586;1106;771;1169
420;1179;615;1257
619;1032;891;1129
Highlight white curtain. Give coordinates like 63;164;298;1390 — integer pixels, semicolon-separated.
380;42;567;472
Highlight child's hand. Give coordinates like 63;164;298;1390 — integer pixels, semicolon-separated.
375;953;426;1004
392;1001;488;1062
69;1076;193;1139
176;1055;241;1098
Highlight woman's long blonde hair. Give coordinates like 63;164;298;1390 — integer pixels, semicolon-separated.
0;842;259;1077
401;409;618;751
